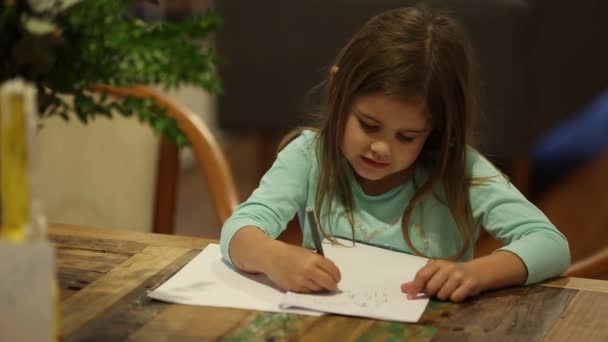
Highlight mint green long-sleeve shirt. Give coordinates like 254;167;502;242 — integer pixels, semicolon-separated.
220;130;570;284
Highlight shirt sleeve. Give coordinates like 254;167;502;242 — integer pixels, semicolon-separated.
219;132;315;265
468;150;571;285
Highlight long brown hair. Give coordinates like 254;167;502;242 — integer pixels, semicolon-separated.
282;5;479;259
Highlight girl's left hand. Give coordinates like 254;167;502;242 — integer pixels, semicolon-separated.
401;259;482;303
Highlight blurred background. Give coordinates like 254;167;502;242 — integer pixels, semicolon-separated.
38;1;607;276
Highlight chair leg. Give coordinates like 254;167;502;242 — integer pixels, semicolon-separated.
251;133;303;245
153;136;179;234
278;217;303;246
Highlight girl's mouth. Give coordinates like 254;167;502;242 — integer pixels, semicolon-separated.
361;156;390;169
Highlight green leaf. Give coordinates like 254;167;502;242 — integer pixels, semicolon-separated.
2;0;219;146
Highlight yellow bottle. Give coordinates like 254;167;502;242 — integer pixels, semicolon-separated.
0;79;61;341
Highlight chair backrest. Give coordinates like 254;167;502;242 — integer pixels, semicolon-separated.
39;85;238;234
564;247;608;280
96;86;240;234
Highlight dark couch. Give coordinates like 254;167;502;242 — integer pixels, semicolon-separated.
215;0;608;173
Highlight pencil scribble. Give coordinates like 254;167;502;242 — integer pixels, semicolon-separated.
304;289;389;309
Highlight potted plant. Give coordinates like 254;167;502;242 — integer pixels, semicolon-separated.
0;0;222;145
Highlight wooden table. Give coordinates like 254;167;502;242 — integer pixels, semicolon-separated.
50;223;608;341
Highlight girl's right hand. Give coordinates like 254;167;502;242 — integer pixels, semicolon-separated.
265;241;341;293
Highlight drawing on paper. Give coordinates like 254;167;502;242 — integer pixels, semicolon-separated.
300;288;389;309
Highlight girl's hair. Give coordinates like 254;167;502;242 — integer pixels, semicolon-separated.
283;5;479;259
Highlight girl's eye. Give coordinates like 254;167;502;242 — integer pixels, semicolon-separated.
358;118;378;131
397;134;415;143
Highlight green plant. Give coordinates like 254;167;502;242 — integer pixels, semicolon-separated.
0;0;222;146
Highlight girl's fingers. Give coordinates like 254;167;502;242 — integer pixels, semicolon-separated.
311;267;339;291
401;281;420;299
436;273;463;301
400;282;413;293
401;260;478;302
403;261;440;299
401;282;424;300
318;258;342;283
450;280;477;303
298;278;323;293
424;268;450;297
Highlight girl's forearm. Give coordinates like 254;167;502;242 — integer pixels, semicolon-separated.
464;251;528;292
228;226;281;274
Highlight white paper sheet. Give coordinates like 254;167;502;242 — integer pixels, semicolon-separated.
147;244;321;316
278;239;431;322
149;240;430;322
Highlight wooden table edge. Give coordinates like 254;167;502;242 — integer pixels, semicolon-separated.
48;223;213;249
542;276;608;294
49;223;608;295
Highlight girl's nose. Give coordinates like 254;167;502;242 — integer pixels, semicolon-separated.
370;141;390;159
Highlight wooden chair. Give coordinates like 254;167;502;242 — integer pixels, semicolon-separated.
535;154;608;280
483;152;608;280
97;85;240;234
564;247;608;279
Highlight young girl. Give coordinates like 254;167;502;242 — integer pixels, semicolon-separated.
220;5;570;303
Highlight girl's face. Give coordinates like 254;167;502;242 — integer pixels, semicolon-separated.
341;93;431;195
